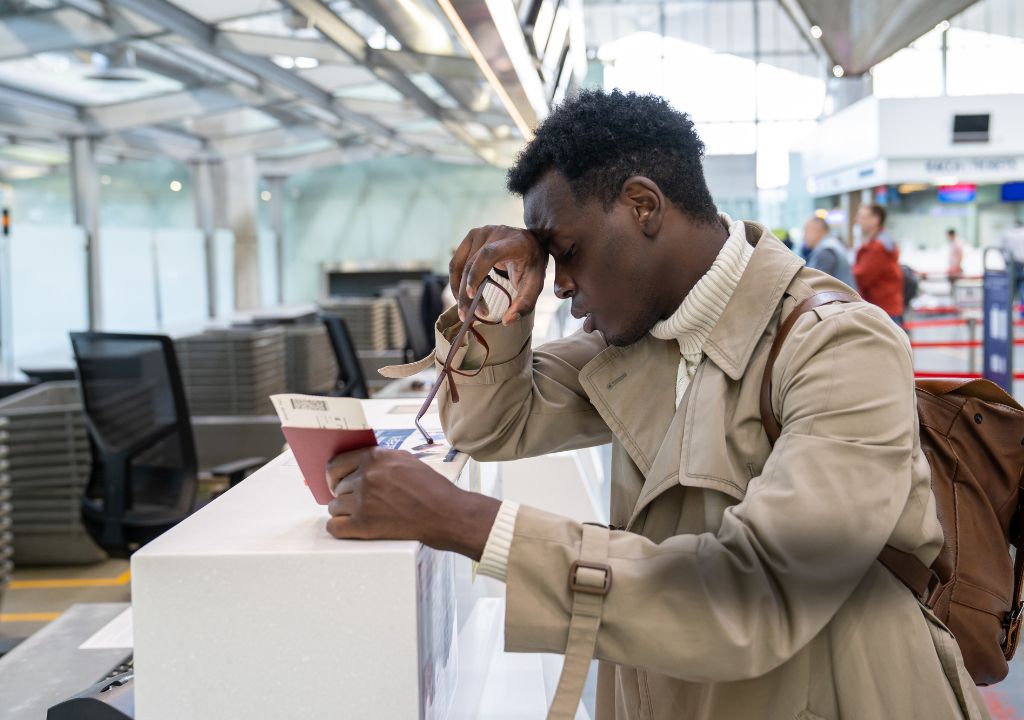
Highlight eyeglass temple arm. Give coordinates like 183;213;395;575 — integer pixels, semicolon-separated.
414;280;493;443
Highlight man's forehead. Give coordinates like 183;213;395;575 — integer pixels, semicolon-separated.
523;171;575;233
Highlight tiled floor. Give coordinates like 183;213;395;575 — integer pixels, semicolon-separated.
0;559;131;643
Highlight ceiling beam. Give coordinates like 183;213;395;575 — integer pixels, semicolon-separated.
217;29;484;82
282;0;492;161
0;5;166;61
257;142;384;177
104;126;206;161
0;83;85;135
81;83;286;133
209;124;328;157
215;30;351;65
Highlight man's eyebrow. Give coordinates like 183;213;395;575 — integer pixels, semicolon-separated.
529;227;554;247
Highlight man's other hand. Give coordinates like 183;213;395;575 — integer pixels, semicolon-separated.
325;447;500;560
449;225;547;325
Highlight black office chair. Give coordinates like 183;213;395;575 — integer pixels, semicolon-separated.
394;286;433;362
419;273;446;345
321;314;370;399
70;333;264;558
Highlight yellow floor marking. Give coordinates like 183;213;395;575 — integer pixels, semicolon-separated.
8;570;131;590
0;612;61;622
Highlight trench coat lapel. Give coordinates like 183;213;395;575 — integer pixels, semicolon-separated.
702;223;805;381
578;335;678;477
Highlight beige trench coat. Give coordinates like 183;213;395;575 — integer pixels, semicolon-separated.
419;222;990;719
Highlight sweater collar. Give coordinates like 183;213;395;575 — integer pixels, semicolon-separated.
649;213;754;358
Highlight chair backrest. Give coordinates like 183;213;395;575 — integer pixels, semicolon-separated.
419;274;446;344
394;286;433;360
69;332;198;554
321;314;370;399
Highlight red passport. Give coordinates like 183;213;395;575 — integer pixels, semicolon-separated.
280;426;378;505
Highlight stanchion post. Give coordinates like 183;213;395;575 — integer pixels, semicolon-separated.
982;247;1014;392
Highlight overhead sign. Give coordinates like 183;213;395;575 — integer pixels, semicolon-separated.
924;156;1019;175
891;155;1024;184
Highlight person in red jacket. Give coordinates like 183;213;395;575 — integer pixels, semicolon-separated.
852;203;904;324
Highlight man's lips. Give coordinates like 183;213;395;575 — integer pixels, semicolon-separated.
571;305;596;333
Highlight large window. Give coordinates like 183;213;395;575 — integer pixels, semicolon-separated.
872;0;1024;98
596;31;824;188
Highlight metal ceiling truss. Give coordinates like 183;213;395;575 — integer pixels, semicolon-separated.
0;0;535;173
280;0;498;162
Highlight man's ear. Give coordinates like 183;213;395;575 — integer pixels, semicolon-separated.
621;176;663;237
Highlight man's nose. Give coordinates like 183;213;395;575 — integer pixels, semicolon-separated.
554;266;576;299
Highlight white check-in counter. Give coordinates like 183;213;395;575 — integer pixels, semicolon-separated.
130;399;532;719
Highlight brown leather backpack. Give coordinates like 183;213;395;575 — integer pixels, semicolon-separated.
760;291;1024;686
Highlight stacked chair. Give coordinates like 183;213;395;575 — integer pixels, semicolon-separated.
175;327;287;416
282;324;338;395
0;382;103;565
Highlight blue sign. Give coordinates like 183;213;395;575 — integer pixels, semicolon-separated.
1002;181;1024;202
982;249;1015;392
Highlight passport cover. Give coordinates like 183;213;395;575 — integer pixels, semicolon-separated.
281;426;378;505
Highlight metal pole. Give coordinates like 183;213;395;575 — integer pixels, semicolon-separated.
190;160;218;319
941;25;948;96
265;176;286;306
70;136;101;329
0;204;10;375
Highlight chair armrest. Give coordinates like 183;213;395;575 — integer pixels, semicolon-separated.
209;457;266;486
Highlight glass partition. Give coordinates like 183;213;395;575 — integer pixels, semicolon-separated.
6;225;88;370
100;227;159;332
155;228;208;332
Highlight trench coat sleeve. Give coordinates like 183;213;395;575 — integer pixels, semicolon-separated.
433;305;613;460
503;304;920;682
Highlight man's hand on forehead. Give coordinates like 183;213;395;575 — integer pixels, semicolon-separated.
449;225;549;326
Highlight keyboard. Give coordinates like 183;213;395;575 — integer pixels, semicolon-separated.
100;654;133;683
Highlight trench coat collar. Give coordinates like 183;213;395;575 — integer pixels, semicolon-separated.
702;221;805;381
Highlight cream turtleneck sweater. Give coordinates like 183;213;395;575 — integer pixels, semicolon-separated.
650;215;755;406
477;215;755;582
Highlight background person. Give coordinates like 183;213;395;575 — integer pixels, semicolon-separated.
802;215;855;288
947;228;964;282
852;203;904;324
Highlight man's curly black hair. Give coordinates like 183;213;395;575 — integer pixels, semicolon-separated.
507;89;719;226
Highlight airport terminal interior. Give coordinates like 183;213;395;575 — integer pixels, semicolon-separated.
0;0;1023;717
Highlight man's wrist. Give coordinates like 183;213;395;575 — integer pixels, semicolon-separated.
427;488;501;561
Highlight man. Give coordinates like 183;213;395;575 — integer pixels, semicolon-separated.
324;91;986;719
802;215;855;288
851;204;905;324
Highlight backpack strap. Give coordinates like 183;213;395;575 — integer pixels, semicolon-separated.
759;291;859;445
1006;495;1024;661
757;291;943;600
547;522;612;719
